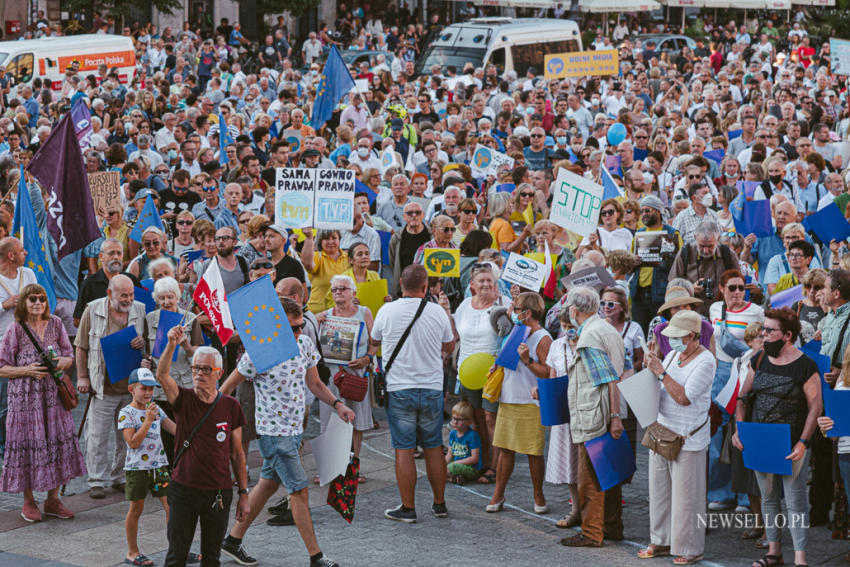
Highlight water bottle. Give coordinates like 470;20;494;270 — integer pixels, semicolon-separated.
45;346;63;380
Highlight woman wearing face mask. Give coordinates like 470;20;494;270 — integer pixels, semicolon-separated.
732;308;822;567
454;264;509;485
707;269;764;512
640;310;715;566
716;157;742;188
715;185;738;233
486;292;552;513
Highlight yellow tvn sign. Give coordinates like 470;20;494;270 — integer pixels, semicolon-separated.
544;50;619;79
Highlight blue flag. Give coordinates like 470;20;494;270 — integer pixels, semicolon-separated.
632;147;648;162
354;178;377;205
731;195;772;237
601;166;623;200
311;46;356;130
228;276;300;373
803;202;850;246
728;129;743;140
703;149;725;164
12;166;56;310
218;112;234;166
129;195;164;243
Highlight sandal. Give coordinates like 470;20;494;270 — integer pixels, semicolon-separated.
125;555;154;567
755;538;769;550
357;475;367;483
556;510;581;528
742;528;762;540
753;554;783;567
637;544;670;558
477;468;497;484
673;555;704;565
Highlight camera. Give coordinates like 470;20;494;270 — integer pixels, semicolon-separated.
702;278;715;300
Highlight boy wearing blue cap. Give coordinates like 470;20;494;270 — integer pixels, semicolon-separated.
119;368;176;567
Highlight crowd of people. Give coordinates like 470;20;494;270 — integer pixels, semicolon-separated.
1;5;850;567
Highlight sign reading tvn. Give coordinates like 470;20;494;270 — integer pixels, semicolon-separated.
544;50;619;79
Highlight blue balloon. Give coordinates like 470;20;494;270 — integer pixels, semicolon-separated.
607;123;627;146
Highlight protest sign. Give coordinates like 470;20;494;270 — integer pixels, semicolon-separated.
424;249;460;277
283;129;303;153
88;171;121;217
380;148;402;174
634;231;679;266
561;266;616;292
737;422;792;475
831;39;850;76
544;50;619;79
318;316;365;365
470;144;514;177
550;168;603;237
275;168;354;230
501;252;547;290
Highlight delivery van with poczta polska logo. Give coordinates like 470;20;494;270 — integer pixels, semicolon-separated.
0;34;136;92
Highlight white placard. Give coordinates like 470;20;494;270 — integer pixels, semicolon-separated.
470;144;514;177
349;79;369;93
314;168;355;230
617;368;661;428
501;252;547;290
380;148;402;174
274;168;355;230
310;413;354;486
549;168;604;237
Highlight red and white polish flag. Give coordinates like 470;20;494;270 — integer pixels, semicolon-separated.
193;257;235;345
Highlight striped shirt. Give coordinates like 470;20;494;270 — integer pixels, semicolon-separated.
709;301;765;363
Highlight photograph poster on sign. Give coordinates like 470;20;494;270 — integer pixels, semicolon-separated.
501;253;548;291
275;168;355;231
549;169;604;237
634;232;679;266
318;315;365;365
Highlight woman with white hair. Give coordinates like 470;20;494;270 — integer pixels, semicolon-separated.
488;192;531;253
145;276;202;461
317;274;374;477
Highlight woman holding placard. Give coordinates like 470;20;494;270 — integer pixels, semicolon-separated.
732;308;821;567
577;198;634;255
640;310;715;565
486;292;551;514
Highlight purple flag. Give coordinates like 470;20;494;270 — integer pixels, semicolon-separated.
70;99;92;150
27;112;101;259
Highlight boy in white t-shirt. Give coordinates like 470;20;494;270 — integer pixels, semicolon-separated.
118;368;176;567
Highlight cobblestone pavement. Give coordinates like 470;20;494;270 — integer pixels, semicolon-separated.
2;398;850;566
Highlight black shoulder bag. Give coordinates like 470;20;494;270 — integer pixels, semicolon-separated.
374;297;428;407
172;391;222;469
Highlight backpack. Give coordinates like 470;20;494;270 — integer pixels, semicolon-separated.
680;242;736;272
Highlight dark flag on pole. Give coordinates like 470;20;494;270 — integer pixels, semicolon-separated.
27;110;101;259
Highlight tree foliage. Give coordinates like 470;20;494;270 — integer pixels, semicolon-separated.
239;0;320;18
65;0;182;19
810;0;850;42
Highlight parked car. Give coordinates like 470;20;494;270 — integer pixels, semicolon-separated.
635;34;697;61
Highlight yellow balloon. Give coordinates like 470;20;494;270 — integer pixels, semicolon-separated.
459;353;495;390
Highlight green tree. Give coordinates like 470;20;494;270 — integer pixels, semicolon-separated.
65;0;182;22
235;0;320;39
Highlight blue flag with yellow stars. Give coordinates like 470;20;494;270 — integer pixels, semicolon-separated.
311;46;356;131
12;166;56;310
228;276;300;373
129;195;164;243
218;111;234;166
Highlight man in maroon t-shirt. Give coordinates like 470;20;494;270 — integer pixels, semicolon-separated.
158;326;251;567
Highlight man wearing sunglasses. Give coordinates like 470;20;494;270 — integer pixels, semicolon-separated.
191;174;226;222
523;127;549;171
159;169;201;222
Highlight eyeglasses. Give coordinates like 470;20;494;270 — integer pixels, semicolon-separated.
787;252;806;258
519;192;534;198
191;365;220;375
215;235;234;242
726;284;746;292
531;134;544;138
634;135;648;139
440;226;456;233
760;327;783;336
688;174;701;179
142;240;160;247
27;295;47;304
176;220;193;226
600;300;619;310
330;286;352;293
600;209;617;216
404;210;422;216
460;209;476;214
291;323;305;332
202;186;217;192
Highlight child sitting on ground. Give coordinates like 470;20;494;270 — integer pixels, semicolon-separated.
446;401;482;485
118;368;176;567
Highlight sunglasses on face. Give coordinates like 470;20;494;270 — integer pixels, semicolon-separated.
202;186;217;192
460;209;476;214
404;210;422;216
600;209;617;216
600;300;619;310
27;295;47;304
291;323;305;332
439;226;456;233
519;192;534;198
726;284;746;292
142;240;160;247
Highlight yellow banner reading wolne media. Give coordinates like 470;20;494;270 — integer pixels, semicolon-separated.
544;50;619;79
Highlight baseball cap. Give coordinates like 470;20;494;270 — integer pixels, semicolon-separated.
302;148;321;158
128;368;159;387
391;118;404;130
264;224;288;239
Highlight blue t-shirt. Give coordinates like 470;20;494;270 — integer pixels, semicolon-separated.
449;428;482;470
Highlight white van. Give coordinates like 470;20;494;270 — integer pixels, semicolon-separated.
0;34;136;91
414;17;583;77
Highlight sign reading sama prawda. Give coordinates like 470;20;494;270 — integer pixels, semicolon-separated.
549;169;603;237
275;168;355;230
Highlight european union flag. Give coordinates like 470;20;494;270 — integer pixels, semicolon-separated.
228;276;300;373
601;166;623;200
311;46;356;130
731;195;772;237
129;195;164;243
355;178;377;205
703;149;725;164
218;112;234;166
12;166;56;310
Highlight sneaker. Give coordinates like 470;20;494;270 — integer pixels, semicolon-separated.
431;502;448;518
20;501;41;522
310;557;340;567
707;500;734;511
384;504;417;523
89;486;105;499
221;540;258;566
735;505;751;514
43;498;74;519
266;510;295;526
268;496;290;516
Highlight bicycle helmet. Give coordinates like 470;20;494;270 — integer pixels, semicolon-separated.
387;104;408;120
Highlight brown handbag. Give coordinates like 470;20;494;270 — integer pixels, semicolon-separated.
642;417;709;461
20;322;78;411
334;367;368;402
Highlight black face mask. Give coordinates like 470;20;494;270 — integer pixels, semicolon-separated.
769;174;783;186
764;338;784;357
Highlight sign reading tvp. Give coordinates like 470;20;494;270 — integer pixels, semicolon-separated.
275;168;355;231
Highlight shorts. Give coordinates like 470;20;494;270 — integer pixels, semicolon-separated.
386;388;444;450
257;434;308;493
459;383;499;413
125;467;170;501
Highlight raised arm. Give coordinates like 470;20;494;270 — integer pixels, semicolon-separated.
157;326;183;405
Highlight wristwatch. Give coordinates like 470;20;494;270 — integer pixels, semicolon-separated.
238;487;250;495
332;398;343;409
800;438;810;448
611;413;622;419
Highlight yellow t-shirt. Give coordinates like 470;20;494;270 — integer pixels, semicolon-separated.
307;251;349;313
490;217;517;250
104;223;132;264
773;273;800;295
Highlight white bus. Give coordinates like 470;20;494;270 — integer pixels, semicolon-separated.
0;34;136;91
414;17;583;77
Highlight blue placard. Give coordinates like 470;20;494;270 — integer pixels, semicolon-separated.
728;129;743;140
770;284;802;309
737;421;792;475
584;431;636;491
100;326;143;384
494;324;530;371
182;249;205;264
803;202;850;246
377;230;392;266
135;286;157;313
152;309;183;362
537;375;569;426
632;147;648;161
823;385;850;438
139;278;154;291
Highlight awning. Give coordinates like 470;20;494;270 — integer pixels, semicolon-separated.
578;0;662;11
473;0;557;7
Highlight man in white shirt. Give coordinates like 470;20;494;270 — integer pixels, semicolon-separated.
349;136;381;171
339;93;371;132
301;32;322;66
340;205;382;270
817;172;846;211
155;113;177;152
128;134;164;170
370;265;455;523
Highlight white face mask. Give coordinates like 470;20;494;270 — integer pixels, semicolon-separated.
700;194;713;208
357;147;370;158
669;336;687;353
